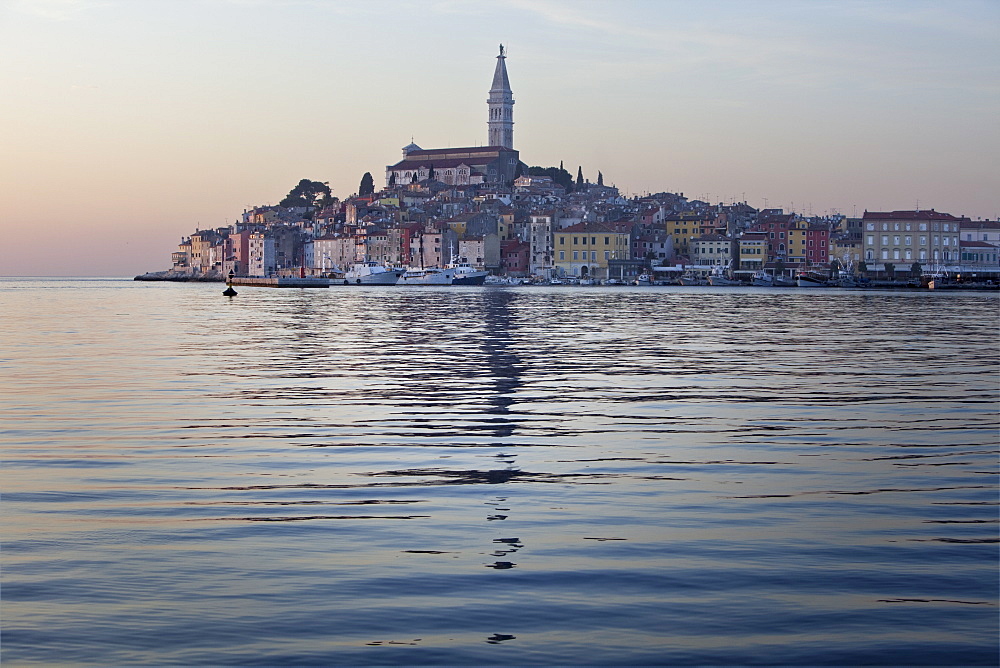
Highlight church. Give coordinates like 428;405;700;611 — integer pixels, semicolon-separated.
385;45;525;188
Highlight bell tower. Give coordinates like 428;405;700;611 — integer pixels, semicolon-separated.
487;44;514;149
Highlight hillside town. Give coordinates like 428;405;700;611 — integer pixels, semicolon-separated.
142;46;1000;286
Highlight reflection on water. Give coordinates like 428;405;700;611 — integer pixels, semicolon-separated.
1;279;998;666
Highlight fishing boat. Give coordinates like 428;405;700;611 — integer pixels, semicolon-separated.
796;271;830;288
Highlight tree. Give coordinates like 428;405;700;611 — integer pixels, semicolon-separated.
884;262;895;281
910;261;922;278
514;162;524;179
428;164;435;180
858;260;868;276
774;258;785;277
576;166;584;187
527;165;574;193
359;172;375;197
597;171;604;186
280;179;332;209
388;172;396;188
559;160;564;171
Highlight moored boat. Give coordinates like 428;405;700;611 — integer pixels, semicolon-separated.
399;267;456;285
796;271;830;288
342;261;403;285
708;275;742;286
446;260;488;285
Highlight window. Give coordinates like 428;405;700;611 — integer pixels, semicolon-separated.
573;251;578;260
591;251;596;261
605;237;610;245
559;237;565;245
894;236;900;245
905;236;911;245
943;223;950;232
573;237;578;244
867;235;874;245
591;237;596;245
881;249;889;260
867;222;875;231
605;251;610;260
559;251;565;260
582;237;588;245
882;236;889;245
893;249;900;260
882;223;889;231
920;236;927;245
920;223;927;231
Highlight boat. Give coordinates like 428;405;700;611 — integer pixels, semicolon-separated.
446;260;489;285
678;274;708;286
633;274;653;286
399;267;456;285
341;261;403;285
708;262;742;286
796;271;830;288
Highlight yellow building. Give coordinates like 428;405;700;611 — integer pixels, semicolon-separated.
553;222;631;279
738;232;768;270
663;213;716;258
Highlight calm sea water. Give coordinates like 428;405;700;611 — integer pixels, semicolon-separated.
1;277;997;666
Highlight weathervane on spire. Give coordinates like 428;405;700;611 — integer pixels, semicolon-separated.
499;44;505;58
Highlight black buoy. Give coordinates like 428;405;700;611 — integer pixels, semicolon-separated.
224;269;237;296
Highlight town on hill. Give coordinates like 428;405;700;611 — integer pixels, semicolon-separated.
138;46;1000;287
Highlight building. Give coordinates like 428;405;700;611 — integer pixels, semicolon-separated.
862;210;969;267
738;232;767;271
553;222;631;279
691;233;732;268
385;46;525;188
500;239;530;276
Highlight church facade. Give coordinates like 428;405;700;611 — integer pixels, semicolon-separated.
385;45;525;188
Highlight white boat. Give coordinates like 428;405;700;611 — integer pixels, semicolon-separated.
633;274;652;286
341;261;403;285
708;274;741;286
399;267;456;285
446;260;488;285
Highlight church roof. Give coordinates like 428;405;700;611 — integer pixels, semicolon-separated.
387;157;487;171
405;146;516;157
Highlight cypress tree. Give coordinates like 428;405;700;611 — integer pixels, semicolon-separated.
576;166;584;187
359;172;375;197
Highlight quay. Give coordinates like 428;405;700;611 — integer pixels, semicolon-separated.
230;277;331;288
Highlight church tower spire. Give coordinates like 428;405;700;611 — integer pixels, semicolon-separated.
487;44;514;149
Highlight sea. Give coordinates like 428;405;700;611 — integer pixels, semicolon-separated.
1;277;998;666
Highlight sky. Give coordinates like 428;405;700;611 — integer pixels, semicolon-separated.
1;0;998;276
